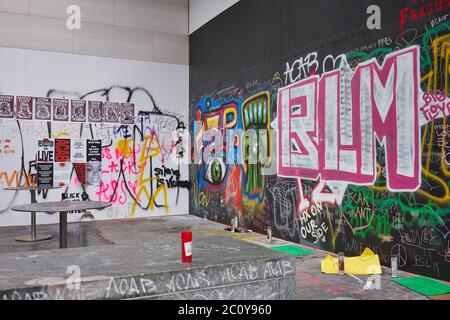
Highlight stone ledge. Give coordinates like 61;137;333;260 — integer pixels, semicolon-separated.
135;277;297;300
0;236;297;300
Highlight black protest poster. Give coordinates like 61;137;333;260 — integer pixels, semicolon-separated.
87;139;102;163
53;98;69;122
15;96;33;120
0;95;14;119
37;162;54;187
103;102;120;123
120;103;135;124
34;97;52;121
88;101;103;123
37;139;54;163
71;100;87;122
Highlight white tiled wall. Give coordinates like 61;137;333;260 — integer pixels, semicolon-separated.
72;22;155;62
116;0;188;35
0;0;29;14
0;0;188;65
0;12;73;53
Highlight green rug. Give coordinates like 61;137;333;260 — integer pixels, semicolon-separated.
393;277;450;296
270;245;314;256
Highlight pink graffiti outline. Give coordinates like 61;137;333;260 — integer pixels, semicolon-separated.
278;46;421;193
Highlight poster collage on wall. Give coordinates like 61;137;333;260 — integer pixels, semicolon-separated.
0;95;135;124
37;138;102;187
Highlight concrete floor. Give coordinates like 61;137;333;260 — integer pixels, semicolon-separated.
0;215;446;300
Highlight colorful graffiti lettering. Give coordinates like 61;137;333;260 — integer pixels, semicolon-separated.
190;5;450;281
278;47;421;192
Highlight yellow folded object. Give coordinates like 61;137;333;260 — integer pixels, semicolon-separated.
320;255;339;274
320;248;382;275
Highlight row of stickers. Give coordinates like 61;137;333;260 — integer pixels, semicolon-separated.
37;139;102;187
0;95;135;124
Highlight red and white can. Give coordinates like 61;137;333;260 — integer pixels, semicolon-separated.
181;230;192;263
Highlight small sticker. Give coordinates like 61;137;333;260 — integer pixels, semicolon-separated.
184;242;192;257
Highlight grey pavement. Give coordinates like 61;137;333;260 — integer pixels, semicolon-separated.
0;215;446;300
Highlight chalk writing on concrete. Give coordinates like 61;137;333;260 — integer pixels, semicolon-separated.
105;277;156;299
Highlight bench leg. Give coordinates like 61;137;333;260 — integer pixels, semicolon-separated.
31;211;37;239
15;190;53;242
30;190;36;239
59;211;68;249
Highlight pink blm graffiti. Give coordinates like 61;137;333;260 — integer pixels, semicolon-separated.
278;46;421;192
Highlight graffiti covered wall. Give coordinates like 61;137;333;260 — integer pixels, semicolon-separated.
189;0;450;281
0;47;189;226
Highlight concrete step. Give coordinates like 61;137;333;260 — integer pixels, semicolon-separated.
0;236;296;300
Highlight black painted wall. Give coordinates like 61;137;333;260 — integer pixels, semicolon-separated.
190;0;450;281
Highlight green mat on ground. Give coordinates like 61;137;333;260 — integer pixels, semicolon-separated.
392;277;450;296
270;245;314;256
